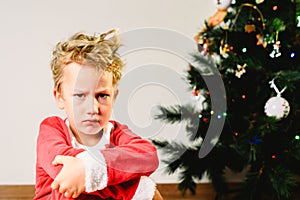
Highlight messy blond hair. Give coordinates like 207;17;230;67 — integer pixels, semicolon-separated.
50;29;124;92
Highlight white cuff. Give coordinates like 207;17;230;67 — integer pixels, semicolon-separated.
132;176;156;200
76;150;108;193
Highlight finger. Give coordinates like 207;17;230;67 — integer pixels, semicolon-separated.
72;190;81;198
52;155;62;165
59;186;67;194
51;179;59;190
52;155;68;165
64;191;71;198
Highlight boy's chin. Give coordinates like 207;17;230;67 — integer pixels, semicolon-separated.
79;127;103;136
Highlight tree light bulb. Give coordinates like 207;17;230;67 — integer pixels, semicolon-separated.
290;52;295;58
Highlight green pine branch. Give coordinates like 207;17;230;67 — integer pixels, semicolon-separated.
154;104;196;124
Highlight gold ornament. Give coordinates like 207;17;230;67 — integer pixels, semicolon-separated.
244;24;256;33
220;42;230;58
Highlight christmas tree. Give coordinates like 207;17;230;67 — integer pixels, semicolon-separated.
153;0;300;199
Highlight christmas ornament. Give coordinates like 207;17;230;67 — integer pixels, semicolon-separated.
264;96;290;119
255;0;264;4
256;34;267;48
264;79;290;119
219;36;230;58
220;43;230;58
244;23;256;33
268;20;285;57
207;9;228;27
198;38;209;55
193;86;199;96
229;3;265;34
269;41;281;58
212;0;232;10
235;64;247;78
194;32;210;55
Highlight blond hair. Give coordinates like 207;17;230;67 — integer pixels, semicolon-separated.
50;29;124;92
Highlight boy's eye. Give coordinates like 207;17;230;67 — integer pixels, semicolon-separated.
73;93;85;98
97;93;109;99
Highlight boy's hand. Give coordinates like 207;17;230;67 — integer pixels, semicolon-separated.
51;155;86;198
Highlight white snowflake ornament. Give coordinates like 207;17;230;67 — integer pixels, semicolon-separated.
235;64;247;78
264;78;290;119
264;96;290;119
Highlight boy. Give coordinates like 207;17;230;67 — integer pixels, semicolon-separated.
35;29;163;200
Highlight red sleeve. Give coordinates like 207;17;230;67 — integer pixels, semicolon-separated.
35;116;140;200
35;117;158;200
102;121;159;186
36;116;84;179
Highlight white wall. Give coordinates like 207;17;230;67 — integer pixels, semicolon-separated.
0;0;215;184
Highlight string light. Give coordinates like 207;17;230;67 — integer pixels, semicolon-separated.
199;111;228;120
242;94;246;99
203;117;209;123
271;155;277;159
246;135;261;145
290;52;295;58
193;89;199;96
295;135;300;140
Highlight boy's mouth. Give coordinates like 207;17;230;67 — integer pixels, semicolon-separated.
83;119;99;123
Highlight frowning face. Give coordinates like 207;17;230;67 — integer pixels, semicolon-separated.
54;62;118;145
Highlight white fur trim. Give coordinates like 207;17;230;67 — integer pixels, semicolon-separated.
132;176;156;200
76;151;108;193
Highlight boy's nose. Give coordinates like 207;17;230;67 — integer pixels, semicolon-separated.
88;97;100;115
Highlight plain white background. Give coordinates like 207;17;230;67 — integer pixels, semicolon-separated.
0;0;216;184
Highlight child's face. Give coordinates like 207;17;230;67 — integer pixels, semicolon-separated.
54;62;118;139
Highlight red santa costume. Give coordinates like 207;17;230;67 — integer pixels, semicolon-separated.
34;116;159;200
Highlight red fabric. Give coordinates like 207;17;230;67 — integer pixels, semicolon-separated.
34;116;159;200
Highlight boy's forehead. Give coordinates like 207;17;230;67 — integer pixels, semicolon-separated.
63;62;113;87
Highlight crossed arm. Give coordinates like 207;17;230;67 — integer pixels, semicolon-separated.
36;116;159;199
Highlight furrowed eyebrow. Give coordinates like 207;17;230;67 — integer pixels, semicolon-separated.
95;87;110;93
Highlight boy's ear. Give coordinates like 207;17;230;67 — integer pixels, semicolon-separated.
53;90;65;110
113;88;119;103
